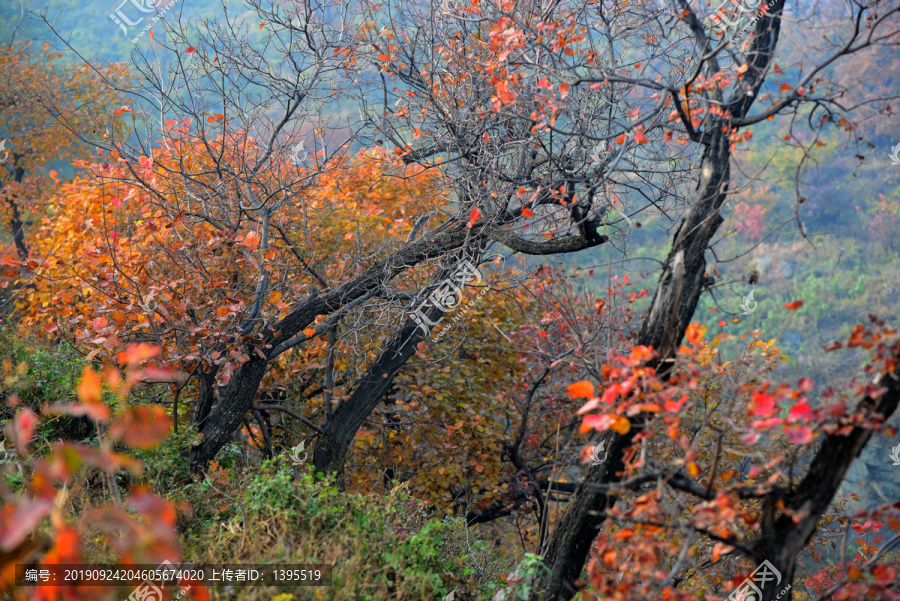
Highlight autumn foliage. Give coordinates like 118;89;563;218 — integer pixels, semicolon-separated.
13;134;441;388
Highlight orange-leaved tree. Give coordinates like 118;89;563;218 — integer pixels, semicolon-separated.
14;130;444;463
0;41;128;264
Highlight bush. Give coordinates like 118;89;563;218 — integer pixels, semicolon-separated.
179;460;512;600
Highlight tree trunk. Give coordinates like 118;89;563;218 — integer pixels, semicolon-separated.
190;355;268;469
185;217;606;471
192;366;218;431
312;305;442;481
756;353;900;601
529;131;731;601
528;0;789;591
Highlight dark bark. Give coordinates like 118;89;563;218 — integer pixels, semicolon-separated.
529;128;731;601
4;165;28;261
312;300;445;480
192;367;218;431
190;356;269;468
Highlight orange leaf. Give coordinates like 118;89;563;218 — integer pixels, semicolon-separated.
45;401;110;422
303;328;317;337
467;207;482;228
521;207;534;218
566;381;595;399
609;415;630;434
634;131;648;144
685;323;706;346
77;367;102;405
615;132;626;145
117;343;160;367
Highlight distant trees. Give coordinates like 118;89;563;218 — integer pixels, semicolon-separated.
0;42;127;262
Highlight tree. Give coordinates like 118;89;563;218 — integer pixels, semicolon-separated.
22;0;616;478
14;0;898;596
555;319;899;601
350;0;900;598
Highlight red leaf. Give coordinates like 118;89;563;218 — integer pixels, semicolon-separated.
0;500;52;552
467;207;482;228
750;392;775;417
786;426;813;445
784;300;803;310
634;131;649;144
185;46;196;54
7;408;38;452
522;207;534;218
788;401;812;420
